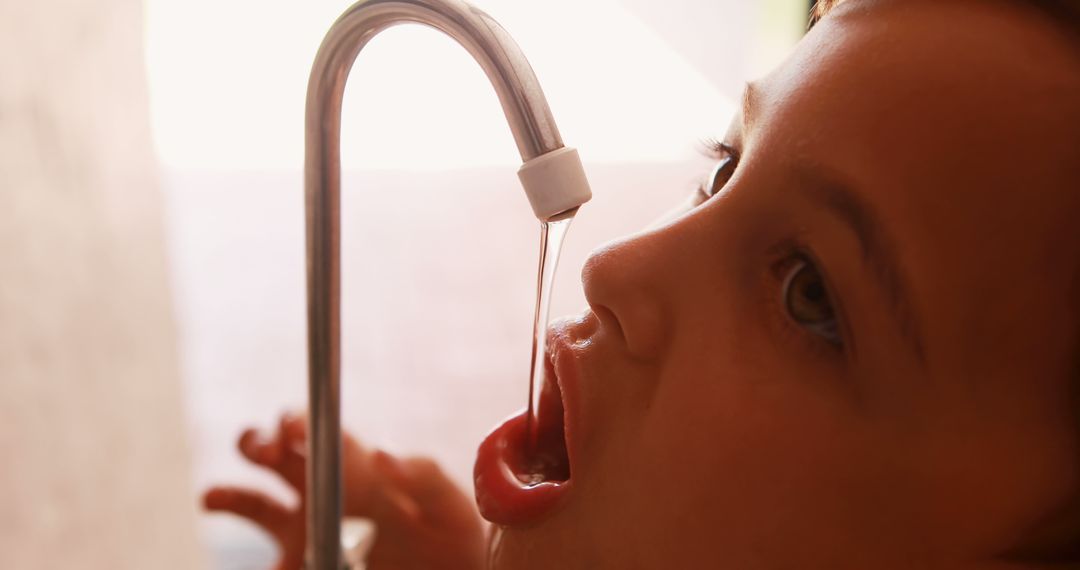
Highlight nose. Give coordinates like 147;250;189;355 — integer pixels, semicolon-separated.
581;229;674;362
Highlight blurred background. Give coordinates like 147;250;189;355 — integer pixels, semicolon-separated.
0;0;807;567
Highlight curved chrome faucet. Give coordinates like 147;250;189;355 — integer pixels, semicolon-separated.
304;0;591;567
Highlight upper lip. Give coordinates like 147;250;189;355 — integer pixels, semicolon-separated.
545;313;597;476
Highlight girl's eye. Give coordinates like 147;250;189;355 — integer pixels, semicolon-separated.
782;258;842;345
698;141;739;201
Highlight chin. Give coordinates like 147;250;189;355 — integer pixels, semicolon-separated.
485;524;578;570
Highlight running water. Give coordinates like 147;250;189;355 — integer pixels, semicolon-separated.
524;209;576;454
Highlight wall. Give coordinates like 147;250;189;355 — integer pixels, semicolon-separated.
0;0;204;566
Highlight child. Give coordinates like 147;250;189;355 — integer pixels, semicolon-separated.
204;0;1080;567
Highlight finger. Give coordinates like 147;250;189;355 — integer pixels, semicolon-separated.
341;437;382;516
236;418;307;493
378;454;473;524
203;486;292;538
272;412;308;490
365;543;415;570
364;546;406;570
371;481;422;530
342;429;368;457
279;410;307;447
238;427;282;467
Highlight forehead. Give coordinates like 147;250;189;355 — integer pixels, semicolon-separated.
750;0;1080;374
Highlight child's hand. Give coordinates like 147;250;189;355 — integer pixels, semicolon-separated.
202;412;486;570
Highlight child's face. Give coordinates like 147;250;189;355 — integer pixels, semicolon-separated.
480;1;1080;568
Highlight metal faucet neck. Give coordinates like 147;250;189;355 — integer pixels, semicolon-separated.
304;1;580;568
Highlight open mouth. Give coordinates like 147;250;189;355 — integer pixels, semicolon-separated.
519;353;571;484
474;351;572;526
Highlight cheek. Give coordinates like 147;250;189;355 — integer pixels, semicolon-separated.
628;338;902;556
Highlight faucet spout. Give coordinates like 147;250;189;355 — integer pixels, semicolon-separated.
304;1;590;567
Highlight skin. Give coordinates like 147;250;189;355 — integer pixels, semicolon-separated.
205;0;1080;568
492;1;1080;568
204;414;485;570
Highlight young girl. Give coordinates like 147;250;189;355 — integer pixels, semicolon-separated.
204;0;1080;567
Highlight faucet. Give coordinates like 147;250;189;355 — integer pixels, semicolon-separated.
304;0;591;567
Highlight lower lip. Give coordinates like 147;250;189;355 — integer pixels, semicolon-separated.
475;318;589;526
473;411;571;526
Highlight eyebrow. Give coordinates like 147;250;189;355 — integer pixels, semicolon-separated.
735;83;926;362
741;82;760;131
800;169;927;362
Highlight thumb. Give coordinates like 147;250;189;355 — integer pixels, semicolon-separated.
374;452;477;526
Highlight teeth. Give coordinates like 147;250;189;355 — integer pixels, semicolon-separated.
518;472;545;486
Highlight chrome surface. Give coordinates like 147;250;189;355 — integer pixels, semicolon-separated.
304;1;568;567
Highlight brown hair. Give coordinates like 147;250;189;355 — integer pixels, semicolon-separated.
810;0;1080;36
